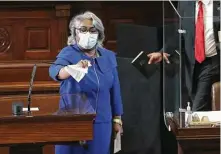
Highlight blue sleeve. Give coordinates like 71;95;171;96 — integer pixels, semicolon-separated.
49;46;75;81
110;57;123;116
49;58;71;81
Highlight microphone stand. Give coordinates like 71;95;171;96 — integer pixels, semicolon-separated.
27;64;37;116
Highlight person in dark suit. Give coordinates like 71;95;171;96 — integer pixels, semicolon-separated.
148;0;220;111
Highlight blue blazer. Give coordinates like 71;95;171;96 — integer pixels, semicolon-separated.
49;44;123;123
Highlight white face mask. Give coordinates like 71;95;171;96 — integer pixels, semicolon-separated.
78;32;98;49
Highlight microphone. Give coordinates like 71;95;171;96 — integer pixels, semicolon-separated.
27;64;37;116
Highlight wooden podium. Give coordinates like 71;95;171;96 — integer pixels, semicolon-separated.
0;113;95;154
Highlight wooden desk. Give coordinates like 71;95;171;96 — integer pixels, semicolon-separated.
176;127;220;154
168;117;220;154
0;114;95;154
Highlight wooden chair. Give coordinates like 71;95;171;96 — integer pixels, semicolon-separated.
211;82;220;111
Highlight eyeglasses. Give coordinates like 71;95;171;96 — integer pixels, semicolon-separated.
75;26;98;34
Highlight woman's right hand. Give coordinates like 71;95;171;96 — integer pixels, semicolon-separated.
76;60;91;68
57;60;91;80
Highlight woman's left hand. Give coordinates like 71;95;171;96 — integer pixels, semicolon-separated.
113;123;123;138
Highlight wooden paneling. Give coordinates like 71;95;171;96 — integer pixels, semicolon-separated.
0;3;70;61
0;24;14;60
24;21;51;60
0;3;70;154
26;27;50;51
0;81;59;94
0;94;60;116
0;27;12;55
0;62;53;82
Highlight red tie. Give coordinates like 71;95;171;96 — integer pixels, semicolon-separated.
195;1;205;63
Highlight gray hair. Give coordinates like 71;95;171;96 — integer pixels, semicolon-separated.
67;11;105;47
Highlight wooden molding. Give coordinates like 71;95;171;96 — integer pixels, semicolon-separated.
176;127;220;140
55;5;71;17
0;81;59;93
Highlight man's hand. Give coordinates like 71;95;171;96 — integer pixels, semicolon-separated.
147;52;170;64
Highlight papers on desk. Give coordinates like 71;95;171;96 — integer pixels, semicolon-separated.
114;130;122;153
185;111;221;127
64;63;92;82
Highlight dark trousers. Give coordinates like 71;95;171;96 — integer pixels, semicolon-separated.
191;55;220;111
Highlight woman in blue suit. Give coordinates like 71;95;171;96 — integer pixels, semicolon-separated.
49;11;123;154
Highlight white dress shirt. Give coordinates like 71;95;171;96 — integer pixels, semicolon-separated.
195;0;217;57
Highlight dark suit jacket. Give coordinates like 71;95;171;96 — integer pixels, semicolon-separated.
165;0;220;93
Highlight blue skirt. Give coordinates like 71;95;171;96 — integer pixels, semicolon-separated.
55;122;112;154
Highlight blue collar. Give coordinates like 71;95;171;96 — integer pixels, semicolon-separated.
70;44;106;59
